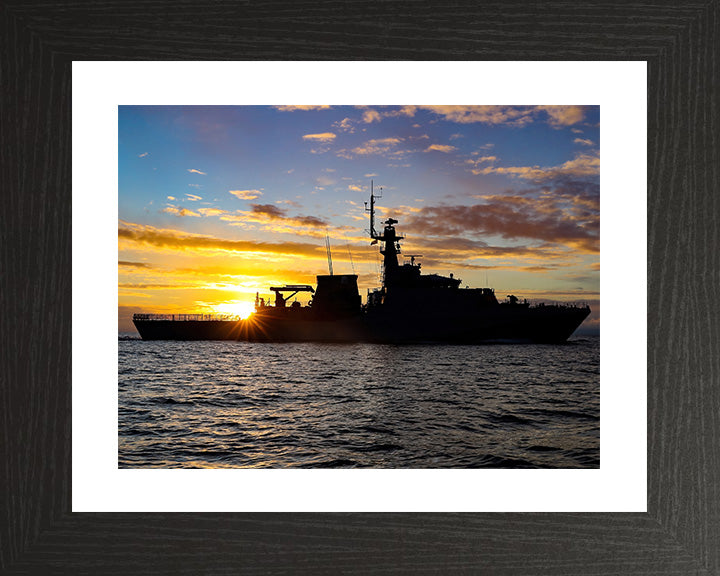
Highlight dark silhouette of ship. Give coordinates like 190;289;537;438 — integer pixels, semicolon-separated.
133;185;591;343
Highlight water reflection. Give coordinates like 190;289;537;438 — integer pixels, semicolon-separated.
119;339;599;468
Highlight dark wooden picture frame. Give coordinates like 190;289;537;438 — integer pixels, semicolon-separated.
2;2;718;574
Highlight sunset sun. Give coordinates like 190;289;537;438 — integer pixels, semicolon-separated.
213;300;255;319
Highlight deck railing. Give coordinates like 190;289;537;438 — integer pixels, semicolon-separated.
526;300;591;309
133;313;241;322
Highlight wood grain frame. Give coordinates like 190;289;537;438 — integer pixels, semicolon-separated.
2;2;718;574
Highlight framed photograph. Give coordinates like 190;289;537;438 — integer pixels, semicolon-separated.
76;62;642;515
3;2;718;573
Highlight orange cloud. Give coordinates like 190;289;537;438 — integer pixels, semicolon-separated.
197;207;228;217
425;144;457;153
275;105;332;111
187;168;206;175
537;105;586;126
393;105;588;127
302;132;336;142
470;152;599;181
229;189;263;200
418;106;536;126
333;117;355;133
362;109;382;123
349;137;404;156
163;206;201;217
119;222;325;258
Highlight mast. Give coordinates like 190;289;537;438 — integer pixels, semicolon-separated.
365;181;403;285
365;180;382;240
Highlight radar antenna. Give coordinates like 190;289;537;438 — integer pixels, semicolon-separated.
404;254;424;266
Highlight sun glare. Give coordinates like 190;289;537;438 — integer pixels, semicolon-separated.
213;300;255;319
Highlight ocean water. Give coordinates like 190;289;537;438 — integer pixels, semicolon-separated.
118;336;599;468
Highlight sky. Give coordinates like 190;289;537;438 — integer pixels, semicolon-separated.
118;105;600;333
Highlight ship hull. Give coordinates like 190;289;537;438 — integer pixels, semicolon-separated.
133;305;590;344
132;319;245;341
365;304;590;344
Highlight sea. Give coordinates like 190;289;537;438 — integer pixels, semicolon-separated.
118;335;599;468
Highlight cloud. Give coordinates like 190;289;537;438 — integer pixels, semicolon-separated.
197;207;228;217
187;169;207;175
400;185;599;253
333;117;355;133
276;199;301;208
185;194;202;201
248;203;286;219
362;109;382;123
274;105;332;111
229;189;263;200
469;152;599;181
463;156;498;174
404;105;587;127
118;260;153;268
138;152;149;158
348;185;363;192
537;105;586;127
467;155;496;163
119;222;325;258
425;144;457;153
350;137;403;156
358;106;418;122
167;196;176;201
220;204;330;231
248;204;329;228
292;215;329;228
316;175;335;186
302;132;336;142
574;138;594;146
162;205;201;217
392;235;572;263
417;105;536;126
119;283;188;290
302;132;336;154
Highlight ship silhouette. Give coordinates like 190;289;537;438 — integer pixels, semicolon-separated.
133;184;591;343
